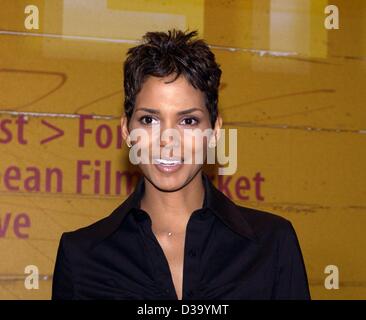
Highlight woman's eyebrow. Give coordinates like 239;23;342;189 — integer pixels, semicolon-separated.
177;108;204;115
135;107;204;115
136;107;159;114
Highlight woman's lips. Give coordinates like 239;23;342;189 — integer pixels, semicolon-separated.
153;158;183;174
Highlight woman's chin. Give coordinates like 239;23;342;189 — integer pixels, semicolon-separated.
140;163;202;192
144;167;189;192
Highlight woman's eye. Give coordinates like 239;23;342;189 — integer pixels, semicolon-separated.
139;116;158;125
180;117;199;126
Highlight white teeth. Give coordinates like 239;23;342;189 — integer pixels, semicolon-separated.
154;158;182;166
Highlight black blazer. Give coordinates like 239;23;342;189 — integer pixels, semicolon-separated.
52;173;311;300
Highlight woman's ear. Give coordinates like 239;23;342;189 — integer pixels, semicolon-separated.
209;114;222;147
120;116;131;147
213;114;222;145
214;114;223;141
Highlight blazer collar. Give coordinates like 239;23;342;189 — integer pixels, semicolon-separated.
203;173;257;241
91;172;257;246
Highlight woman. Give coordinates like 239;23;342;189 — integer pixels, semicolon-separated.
52;29;310;300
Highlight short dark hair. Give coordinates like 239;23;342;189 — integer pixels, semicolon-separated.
123;29;222;128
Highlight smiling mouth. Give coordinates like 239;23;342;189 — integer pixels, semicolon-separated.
152;158;183;166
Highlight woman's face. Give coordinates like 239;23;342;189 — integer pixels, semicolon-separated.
121;74;221;192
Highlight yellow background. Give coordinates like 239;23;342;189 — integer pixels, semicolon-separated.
0;0;365;299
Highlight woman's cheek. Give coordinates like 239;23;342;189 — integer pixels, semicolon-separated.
182;132;208;165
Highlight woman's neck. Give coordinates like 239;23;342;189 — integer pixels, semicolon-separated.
140;172;205;234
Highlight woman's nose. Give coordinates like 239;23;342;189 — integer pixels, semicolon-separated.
159;134;180;148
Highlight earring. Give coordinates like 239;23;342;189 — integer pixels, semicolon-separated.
208;137;216;148
126;136;132;148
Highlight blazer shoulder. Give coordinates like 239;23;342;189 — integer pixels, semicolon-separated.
60;202;127;250
236;205;294;240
